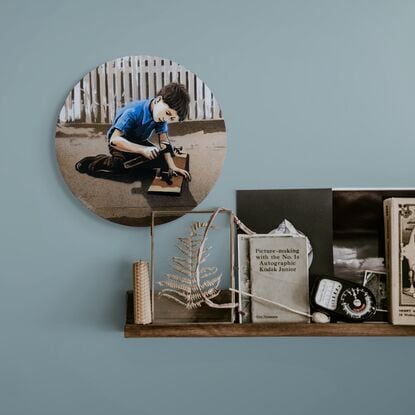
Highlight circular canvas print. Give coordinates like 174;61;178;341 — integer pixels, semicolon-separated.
55;55;227;226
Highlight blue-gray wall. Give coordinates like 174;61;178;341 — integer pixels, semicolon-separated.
1;1;414;414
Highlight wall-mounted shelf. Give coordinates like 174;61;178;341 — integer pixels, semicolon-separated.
124;292;415;338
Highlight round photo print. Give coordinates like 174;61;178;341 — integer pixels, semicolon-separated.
55;55;226;226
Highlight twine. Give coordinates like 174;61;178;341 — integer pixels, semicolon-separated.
194;208;313;319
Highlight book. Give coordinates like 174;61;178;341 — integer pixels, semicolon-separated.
384;198;415;325
384;199;392;319
237;234;252;323
249;235;310;323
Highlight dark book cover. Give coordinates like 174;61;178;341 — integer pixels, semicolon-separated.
236;188;334;278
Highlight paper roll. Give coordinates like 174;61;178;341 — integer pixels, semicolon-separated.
133;261;152;325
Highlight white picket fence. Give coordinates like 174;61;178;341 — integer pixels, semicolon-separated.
59;56;222;123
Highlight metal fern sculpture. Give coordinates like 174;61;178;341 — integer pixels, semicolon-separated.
158;221;222;309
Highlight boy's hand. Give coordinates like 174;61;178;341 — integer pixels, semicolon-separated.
172;167;191;180
140;146;159;160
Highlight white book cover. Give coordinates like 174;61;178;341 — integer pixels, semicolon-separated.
249;235;310;323
384;198;415;325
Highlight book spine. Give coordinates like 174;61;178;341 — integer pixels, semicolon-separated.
383;199;392;322
237;235;251;323
389;199;400;324
133;261;152;325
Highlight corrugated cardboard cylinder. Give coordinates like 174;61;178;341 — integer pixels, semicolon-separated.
133;261;152;325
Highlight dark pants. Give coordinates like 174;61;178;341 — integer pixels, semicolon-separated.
77;141;164;175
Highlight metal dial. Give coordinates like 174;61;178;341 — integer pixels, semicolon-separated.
340;287;376;320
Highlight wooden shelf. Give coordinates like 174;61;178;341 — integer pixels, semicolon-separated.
124;292;415;338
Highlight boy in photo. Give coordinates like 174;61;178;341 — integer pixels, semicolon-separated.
76;82;191;180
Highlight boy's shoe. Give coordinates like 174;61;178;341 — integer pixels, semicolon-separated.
75;155;108;174
75;156;96;173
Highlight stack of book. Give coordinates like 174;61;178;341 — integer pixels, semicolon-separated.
237;188;415;325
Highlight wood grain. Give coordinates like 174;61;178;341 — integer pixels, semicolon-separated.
124;291;415;338
147;154;188;194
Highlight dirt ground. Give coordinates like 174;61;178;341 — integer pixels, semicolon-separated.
55;123;226;226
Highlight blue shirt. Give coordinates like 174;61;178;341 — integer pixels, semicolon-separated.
107;99;168;143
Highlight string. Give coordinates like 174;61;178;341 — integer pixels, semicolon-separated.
229;288;312;318
194;207;311;320
194;208;254;309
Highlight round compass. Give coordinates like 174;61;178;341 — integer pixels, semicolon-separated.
340;286;377;320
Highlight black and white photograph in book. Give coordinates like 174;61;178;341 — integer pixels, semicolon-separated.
55;55;227;226
399;204;415;305
333;189;415;283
